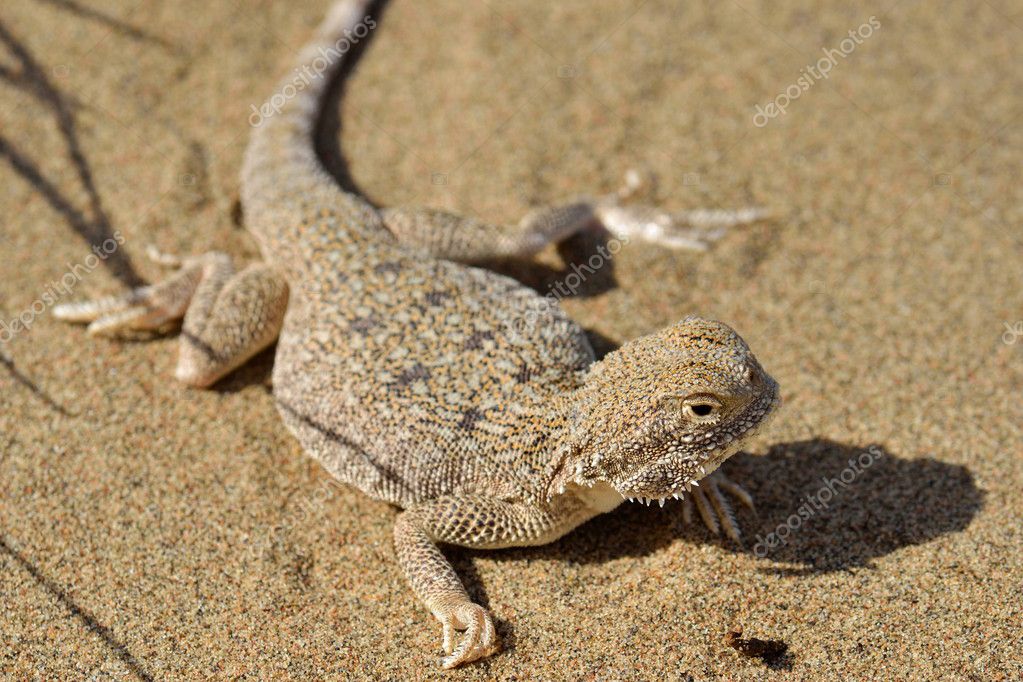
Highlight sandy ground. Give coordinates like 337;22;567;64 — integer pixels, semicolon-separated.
2;0;1022;679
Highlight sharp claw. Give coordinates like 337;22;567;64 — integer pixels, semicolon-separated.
439;604;497;669
145;245;183;267
480;610;496;649
693;490;719;535
722;516;742;544
442;619;455;655
708;483;741;543
719;477;755;512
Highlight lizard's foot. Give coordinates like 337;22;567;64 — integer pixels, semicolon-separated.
437;601;498;669
52;248;215;336
595;168;768;251
55;248;286;387
682;469;755;543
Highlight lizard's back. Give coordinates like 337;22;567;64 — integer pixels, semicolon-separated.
271;219;593;508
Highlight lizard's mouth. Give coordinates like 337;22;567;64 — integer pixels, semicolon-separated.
616;388;781;506
616;444;735;507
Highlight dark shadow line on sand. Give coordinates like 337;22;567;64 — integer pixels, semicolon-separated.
0;534;155;681
0;19;144;287
35;0;177;50
0;352;73;416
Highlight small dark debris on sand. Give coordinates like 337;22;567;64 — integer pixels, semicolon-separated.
723;626;789;664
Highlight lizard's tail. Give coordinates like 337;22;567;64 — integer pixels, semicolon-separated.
240;0;376;216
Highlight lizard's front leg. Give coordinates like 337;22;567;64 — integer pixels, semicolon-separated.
393;495;562;668
681;469;756;542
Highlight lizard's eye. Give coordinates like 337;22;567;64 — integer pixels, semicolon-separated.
690;403;714;417
679;395;722;422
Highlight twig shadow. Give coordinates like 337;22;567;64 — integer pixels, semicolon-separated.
0;352;74;416
0;533;154;681
0;18;144;287
36;0;178;50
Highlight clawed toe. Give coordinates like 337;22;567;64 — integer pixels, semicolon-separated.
53;255;208;336
438;603;498;669
681;471;755;543
52;287;149;324
594;203;766;251
55;283;185;336
85;301;177;336
596;169;769;251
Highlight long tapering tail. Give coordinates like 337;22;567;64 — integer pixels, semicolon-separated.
240;0;376;216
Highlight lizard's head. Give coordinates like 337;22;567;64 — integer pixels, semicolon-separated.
558;316;780;504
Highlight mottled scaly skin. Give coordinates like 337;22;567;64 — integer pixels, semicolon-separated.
55;0;780;668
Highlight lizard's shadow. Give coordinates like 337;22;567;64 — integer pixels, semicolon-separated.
478;227;622;299
491;438;982;572
456;438;983;651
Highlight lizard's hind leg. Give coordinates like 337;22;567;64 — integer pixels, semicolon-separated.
381;202;596;263
381;168;767;260
52;249;212;335
54;251;288;387
593;169;769;251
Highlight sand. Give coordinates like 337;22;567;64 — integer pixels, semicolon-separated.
1;0;1021;679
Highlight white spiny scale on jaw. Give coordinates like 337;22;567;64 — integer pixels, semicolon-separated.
559;316;781;503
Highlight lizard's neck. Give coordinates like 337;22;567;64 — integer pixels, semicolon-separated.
539;385;612;504
543;438;625;512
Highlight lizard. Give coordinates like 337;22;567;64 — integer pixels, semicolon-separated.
54;0;781;668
